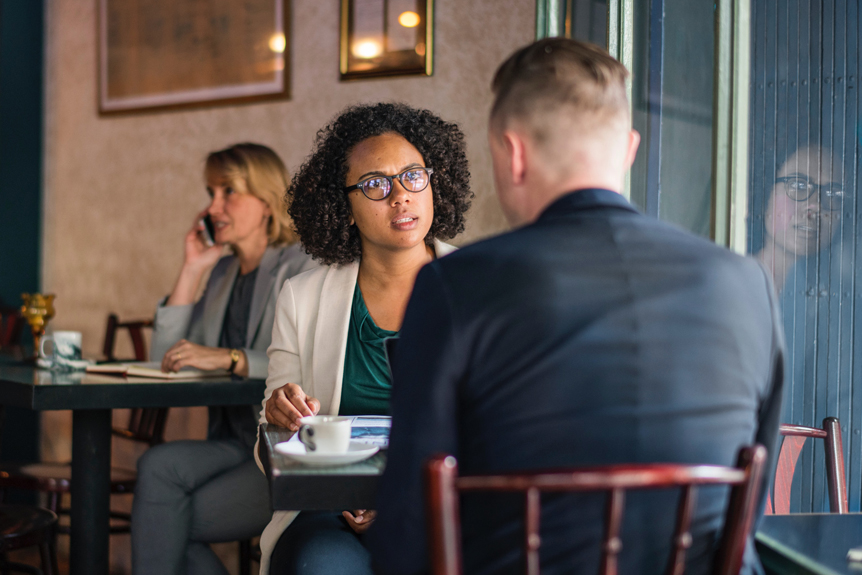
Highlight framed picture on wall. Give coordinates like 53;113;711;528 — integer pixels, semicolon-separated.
98;0;289;114
340;0;433;80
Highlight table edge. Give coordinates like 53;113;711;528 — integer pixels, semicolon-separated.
755;532;844;575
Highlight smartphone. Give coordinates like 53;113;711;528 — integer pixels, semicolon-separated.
200;214;216;247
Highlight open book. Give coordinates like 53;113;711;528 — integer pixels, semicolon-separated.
86;361;230;380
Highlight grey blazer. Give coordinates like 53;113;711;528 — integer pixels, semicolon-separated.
151;243;318;447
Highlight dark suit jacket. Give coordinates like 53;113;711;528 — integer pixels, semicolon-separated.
368;189;784;575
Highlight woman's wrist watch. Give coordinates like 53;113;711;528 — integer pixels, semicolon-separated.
228;349;242;373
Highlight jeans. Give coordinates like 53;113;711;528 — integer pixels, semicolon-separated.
131;439;272;575
269;512;373;575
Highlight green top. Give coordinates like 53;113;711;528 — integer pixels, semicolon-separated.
339;283;398;416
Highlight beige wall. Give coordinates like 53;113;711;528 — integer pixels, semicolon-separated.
43;0;534;355
41;0;534;572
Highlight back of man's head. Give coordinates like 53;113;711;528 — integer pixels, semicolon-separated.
490;38;631;183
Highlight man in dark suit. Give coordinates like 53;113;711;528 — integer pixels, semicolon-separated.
368;38;783;575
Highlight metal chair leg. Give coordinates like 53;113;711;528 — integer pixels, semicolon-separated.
239;539;251;575
39;539;56;575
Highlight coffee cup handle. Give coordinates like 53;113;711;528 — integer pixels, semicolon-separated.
39;335;54;360
298;425;316;452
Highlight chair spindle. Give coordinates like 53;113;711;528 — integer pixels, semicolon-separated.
712;447;766;575
600;488;625;575
823;417;848;513
665;485;696;575
524;487;541;575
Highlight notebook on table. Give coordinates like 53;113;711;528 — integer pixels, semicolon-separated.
86;361;230;380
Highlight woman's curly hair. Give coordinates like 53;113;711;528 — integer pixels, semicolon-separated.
288;102;473;265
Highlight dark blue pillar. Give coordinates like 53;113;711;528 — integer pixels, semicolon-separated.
0;0;44;477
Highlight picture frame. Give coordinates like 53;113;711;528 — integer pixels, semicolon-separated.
98;0;290;115
340;0;433;81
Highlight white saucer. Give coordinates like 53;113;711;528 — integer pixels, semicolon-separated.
274;441;379;467
36;358;94;371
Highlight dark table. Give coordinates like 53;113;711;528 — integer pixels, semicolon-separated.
0;360;265;575
260;423;386;510
756;514;862;574
262;423;862;572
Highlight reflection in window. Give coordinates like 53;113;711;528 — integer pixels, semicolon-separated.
748;0;859;512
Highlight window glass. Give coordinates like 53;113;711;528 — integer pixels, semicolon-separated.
629;0;714;237
748;0;860;512
566;0;607;46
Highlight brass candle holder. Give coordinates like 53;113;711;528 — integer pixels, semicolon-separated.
21;293;56;360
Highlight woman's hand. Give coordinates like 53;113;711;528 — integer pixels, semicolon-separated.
342;510;376;534
166;212;224;307
264;383;321;431
182;211;223;272
161;340;233;373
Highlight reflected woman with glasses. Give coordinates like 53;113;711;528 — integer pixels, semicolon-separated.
755;145;844;292
751;144;850;513
254;103;472;575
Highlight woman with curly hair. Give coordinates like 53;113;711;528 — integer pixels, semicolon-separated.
254;102;473;574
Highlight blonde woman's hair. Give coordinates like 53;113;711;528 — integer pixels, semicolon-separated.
205;143;297;246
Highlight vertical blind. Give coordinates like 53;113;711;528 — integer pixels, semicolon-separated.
749;0;861;512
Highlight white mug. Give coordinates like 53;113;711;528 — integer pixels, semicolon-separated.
298;415;351;454
40;331;83;368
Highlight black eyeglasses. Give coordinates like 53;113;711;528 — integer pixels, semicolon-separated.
775;176;846;211
344;167;434;201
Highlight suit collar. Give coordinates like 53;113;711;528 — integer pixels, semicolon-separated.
433;238;458;258
314;262;359;415
313;241;456;414
246;246;283;347
202;245;286;349
537;189;638;222
201;257;238;348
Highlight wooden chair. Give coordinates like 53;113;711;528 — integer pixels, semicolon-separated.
102;313;152;363
0;314;165;535
0;504;59;575
765;417;847;515
425;445;766;575
0;407;59;575
104;314;259;574
102;314;168;448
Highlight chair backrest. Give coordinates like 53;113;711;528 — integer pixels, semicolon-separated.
0;306;24;351
102;313;153;363
766;417;847;514
425;445;766;575
102;313;167;446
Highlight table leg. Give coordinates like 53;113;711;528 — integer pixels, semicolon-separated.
70;409;111;575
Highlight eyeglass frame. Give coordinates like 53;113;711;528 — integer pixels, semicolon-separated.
343;167;435;201
774;176;846;211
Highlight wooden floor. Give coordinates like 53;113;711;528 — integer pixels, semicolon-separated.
5;540;245;575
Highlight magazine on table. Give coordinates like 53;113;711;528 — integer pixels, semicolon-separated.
347;415;392;448
285;415;392;448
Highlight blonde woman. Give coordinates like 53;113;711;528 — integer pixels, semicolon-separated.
132;143;317;575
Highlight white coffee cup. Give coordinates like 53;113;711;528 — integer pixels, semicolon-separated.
40;331;83;368
298;415;351;454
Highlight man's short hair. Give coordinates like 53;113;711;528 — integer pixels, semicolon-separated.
491;38;630;145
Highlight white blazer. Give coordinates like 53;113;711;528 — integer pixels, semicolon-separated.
255;240;457;574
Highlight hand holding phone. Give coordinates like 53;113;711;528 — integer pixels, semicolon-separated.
200;214;216;247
